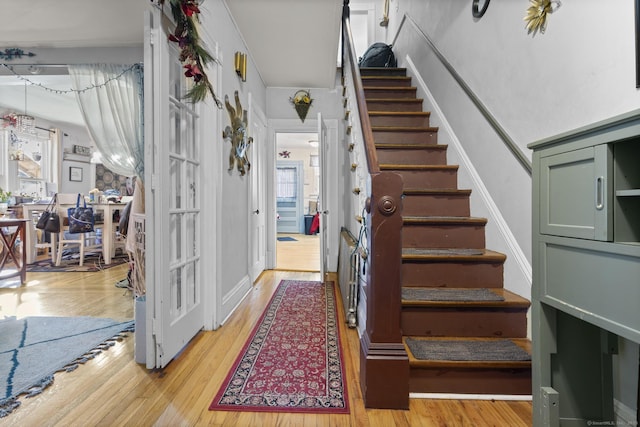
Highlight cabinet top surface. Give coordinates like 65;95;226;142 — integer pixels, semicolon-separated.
528;109;640;151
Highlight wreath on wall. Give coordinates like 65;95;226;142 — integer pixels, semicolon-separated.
159;0;222;107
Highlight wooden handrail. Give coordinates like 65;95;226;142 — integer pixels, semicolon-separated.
342;5;379;173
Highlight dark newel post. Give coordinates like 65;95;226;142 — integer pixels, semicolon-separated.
359;172;409;409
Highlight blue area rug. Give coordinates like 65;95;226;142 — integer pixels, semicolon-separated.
0;316;134;418
277;236;298;242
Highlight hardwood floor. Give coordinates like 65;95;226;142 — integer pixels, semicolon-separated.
0;266;532;426
275;233;320;271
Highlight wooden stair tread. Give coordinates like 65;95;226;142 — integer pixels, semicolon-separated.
362;75;411;81
403;188;471;196
375;143;447;150
402;248;506;262
360;67;407;72
369;111;431;117
402;287;530;308
372;126;439;132
365;85;417;89
403;337;532;369
403;216;487;225
366;98;423;102
380;164;458;170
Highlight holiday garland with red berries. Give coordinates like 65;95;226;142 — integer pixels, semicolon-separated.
160;0;221;107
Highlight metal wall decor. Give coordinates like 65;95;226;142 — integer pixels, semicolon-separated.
222;91;253;176
472;0;490;18
524;0;561;35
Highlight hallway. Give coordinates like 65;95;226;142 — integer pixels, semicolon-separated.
0;268;532;426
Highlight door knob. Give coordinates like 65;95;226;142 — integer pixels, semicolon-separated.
253;209;259;214
322;210;329;215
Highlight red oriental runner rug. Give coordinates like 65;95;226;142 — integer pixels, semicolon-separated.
209;280;349;414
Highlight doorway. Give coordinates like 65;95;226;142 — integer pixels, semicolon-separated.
274;132;320;272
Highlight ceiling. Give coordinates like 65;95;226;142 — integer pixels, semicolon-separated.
0;0;342;131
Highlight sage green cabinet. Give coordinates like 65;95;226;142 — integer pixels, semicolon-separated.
529;111;640;426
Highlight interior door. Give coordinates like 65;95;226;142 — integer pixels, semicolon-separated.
318;113;328;277
249;98;267;282
145;4;204;369
276;161;304;233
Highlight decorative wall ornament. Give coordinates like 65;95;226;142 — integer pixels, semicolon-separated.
524;0;561;35
279;150;291;158
290;90;313;123
472;0;491;18
222;91;253;176
0;48;35;61
234;52;247;82
380;0;390;26
159;0;222;106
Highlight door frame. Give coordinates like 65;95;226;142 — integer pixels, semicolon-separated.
266;118;339;272
248;94;267;283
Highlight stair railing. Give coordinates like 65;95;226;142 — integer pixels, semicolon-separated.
392;13;532;175
341;0;409;409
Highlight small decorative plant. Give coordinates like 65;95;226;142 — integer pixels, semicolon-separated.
290;90;313;123
0;188;12;203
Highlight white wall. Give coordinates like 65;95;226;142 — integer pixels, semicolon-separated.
386;0;639;413
198;1;269;321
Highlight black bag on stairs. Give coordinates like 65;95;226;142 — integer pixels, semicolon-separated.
358;43;397;68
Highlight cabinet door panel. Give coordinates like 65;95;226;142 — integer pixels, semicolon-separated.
540;145;611;241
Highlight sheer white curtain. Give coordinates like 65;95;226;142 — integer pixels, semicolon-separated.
276;167;297;199
68;64;144;180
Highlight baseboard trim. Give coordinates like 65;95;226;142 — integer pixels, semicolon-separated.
220;274;252;325
410;393;532;401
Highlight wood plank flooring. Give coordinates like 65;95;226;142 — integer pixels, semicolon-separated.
0;265;532;426
276;233;320;271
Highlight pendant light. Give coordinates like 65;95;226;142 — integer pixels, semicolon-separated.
15;81;35;134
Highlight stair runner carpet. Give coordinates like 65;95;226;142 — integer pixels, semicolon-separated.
402;248;484;256
402;288;505;302
406;338;531;362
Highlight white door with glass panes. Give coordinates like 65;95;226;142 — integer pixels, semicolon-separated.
144;4;205;369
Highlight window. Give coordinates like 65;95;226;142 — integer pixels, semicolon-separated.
276;166;297;200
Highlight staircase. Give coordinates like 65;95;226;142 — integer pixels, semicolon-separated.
361;67;532;396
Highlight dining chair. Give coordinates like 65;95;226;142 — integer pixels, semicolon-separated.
55;193;99;267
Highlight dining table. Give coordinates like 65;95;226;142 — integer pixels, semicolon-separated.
21;202;128;265
0;218;29;284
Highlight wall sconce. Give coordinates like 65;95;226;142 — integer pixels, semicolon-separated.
234;52;247;82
